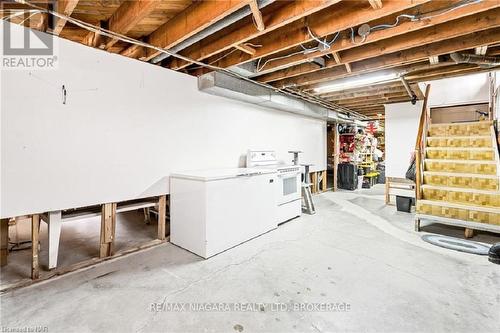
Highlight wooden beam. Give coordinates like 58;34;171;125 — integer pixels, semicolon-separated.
1;219;8;267
475;45;488;55
249;0;265;31
82;21;104;48
141;0;252;61
235;44;257;55
120;43;146;60
53;0;80;35
429;56;440;65
267;12;500;89
168;0;341;70
104;0;160;50
252;0;499;79
203;0;428;71
368;0;383;10
100;203;117;258
158;195;166;241
31;214;40;279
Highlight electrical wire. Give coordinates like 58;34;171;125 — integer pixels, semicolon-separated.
257;27;340;72
3;1;361;118
256;0;483;72
350;27;366;45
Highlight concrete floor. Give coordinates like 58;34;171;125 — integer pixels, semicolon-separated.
1;185;499;333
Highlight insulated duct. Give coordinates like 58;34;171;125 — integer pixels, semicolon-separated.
198;71;345;121
450;52;500;67
150;0;275;64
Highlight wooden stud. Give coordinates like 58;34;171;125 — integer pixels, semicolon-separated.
475;45;488;55
31;214;40;279
429;55;439;65
1;218;9;267
311;172;318;193
249;0;265;31
321;170;327;192
464;228;474;238
344;62;352;73
157;195;166;241
100;203;117;258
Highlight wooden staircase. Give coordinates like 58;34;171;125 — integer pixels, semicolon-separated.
415;119;500;237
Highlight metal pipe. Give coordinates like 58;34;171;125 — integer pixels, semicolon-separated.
450;52;500;66
400;76;417;103
150;0;275;64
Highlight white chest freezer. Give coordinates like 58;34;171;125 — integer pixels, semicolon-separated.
170;168;277;258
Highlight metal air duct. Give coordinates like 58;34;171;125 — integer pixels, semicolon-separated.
450;52;500;67
198;71;344;121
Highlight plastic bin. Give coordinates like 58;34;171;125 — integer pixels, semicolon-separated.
396;196;412;213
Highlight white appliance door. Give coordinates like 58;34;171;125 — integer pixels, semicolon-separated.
205;173;277;257
277;172;301;205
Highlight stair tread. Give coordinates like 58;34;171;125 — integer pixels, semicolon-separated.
427;135;491;139
423;171;499;179
425;147;493;151
429;120;493;127
424;159;496;164
418;199;500;213
421;184;500;195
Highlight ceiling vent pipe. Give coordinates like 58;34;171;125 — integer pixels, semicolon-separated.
150;0;275;64
198;71;344;121
450;52;500;67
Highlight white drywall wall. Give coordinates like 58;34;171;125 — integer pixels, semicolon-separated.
385;101;423;178
419;73;490;107
0;23;326;218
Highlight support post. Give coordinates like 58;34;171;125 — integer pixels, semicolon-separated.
1;218;9;267
100;203;117;258
158;195;166;240
311;172;318;193
47;211;62;269
414;218;421;232
31;214;40;279
321;170;327;192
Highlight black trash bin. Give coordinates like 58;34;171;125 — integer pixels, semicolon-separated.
396;196;412;213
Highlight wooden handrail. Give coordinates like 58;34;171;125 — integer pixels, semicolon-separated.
415;84;431;200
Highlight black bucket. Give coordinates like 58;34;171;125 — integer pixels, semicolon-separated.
489;243;500;264
396;196;412;213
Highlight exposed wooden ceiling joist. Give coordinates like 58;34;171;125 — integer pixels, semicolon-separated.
53;0;80;35
267;18;500;90
168;0;341;70
261;6;500;86
102;0;160;50
197;0;429;71
126;0;252;61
